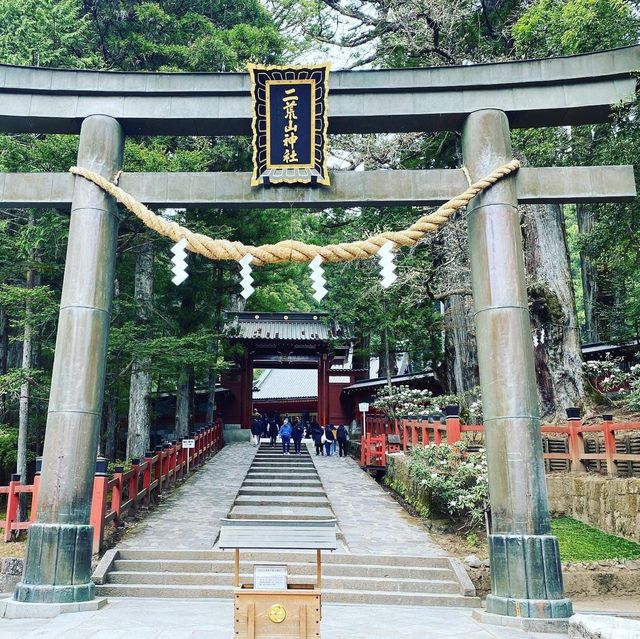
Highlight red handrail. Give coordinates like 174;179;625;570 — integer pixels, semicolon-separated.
361;412;640;478
0;419;224;552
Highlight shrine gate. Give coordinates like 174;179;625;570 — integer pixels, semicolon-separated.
0;46;637;623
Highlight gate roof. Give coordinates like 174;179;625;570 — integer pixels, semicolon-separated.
225;312;349;344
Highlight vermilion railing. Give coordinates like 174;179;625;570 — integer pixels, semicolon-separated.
360;410;640;478
0;419;224;552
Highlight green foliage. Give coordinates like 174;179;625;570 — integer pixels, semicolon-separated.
552;517;640;562
80;0;283;71
513;0;638;57
408;443;488;528
0;0;98;67
0;426;18;470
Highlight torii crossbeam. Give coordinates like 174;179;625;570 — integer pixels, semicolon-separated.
0;46;637;624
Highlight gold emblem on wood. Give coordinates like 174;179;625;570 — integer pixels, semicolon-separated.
268;604;286;623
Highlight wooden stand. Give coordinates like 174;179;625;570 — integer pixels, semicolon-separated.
219;520;336;639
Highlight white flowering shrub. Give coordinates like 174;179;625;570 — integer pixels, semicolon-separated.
371;385;435;419
583;357;640;410
408;442;488;528
372;385;483;422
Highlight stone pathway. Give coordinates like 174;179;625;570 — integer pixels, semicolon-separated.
309;444;446;556
118;443;256;550
0;599;567;638
116;440;443;556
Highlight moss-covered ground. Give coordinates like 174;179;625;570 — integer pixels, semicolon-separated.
551;517;640;562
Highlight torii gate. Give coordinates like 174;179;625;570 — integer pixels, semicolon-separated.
0;47;637;621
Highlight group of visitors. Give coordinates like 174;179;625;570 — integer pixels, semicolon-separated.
250;411;349;457
311;423;349;457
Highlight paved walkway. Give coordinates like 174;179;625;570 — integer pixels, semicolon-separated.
0;599;567;638
118;443;256;550
309;444;446;556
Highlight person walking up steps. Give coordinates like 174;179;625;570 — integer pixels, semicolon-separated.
323;424;335;456
292;418;304;455
280;418;292;455
268;418;278;448
311;421;323;455
250;411;263;446
336;424;349;457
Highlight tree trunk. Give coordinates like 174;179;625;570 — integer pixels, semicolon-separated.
352;330;370;375
205;265;224;426
442;293;479;395
126;236;154;460
175;367;191;437
17;211;35;521
104;394;118;461
576;203;599;343
0;307;8;424
523;203;587;422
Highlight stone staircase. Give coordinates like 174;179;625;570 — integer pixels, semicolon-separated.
93;443;480;607
228;445;334;521
94;549;479;607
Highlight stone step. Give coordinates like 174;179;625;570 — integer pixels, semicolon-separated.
247;466;317;472
242;479;322;488
111;559;455;580
95;583;480;607
228;505;335;520
115;550;452;568
254;458;313;462
250;464;314;469
245;473;318;480
234;495;329;508
254;453;312;458
107;571;460;594
238;487;325;497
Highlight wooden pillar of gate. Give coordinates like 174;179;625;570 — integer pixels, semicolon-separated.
462;109;571;619
240;349;253;431
317;352;329;426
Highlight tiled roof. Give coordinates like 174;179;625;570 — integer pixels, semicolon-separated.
236;319;329;341
225;312;350;342
253;368;317;400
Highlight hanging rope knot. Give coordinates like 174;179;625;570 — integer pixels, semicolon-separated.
69;159;521;265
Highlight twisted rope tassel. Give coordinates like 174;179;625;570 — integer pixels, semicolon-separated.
69;159;521;266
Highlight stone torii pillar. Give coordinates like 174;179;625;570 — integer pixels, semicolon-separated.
14;115;123;605
462;110;571;619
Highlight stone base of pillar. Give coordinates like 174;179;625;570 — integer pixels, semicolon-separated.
472;610;571;633
14;523;94;604
486;533;573;619
0;597;107;619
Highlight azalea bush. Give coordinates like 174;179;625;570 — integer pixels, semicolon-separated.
372;385;483;422
371;385;434;419
407;442;488;528
583;357;640;410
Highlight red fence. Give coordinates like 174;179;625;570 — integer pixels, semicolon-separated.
0;420;223;552
360;411;640;478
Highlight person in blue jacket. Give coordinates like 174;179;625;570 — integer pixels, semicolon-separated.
280;418;292;455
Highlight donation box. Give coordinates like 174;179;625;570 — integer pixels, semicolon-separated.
218;518;337;639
